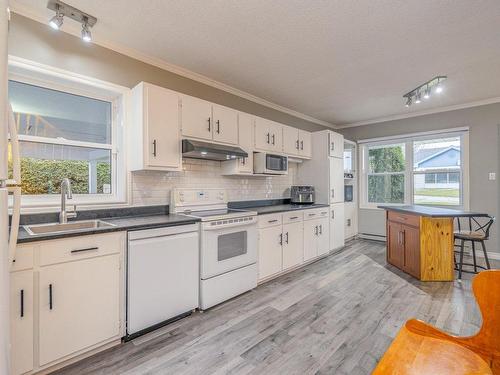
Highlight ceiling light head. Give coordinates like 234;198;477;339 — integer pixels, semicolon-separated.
435;84;443;94
423;86;431;99
415;92;422;104
49;5;64;30
81;20;92;42
405;97;412;107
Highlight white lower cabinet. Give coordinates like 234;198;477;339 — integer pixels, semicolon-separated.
258;209;329;282
11;232;124;374
330;203;345;251
38;254;120;366
10;270;34;375
258;225;283;280
282;221;304;270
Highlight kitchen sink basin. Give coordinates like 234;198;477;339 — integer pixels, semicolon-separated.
24;220;116;236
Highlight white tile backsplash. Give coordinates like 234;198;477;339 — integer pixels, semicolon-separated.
131;159;297;205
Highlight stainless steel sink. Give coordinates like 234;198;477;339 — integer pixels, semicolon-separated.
24;220;116;236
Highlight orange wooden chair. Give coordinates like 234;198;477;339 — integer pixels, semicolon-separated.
406;270;500;373
374;270;500;374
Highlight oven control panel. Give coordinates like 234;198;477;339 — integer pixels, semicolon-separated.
171;188;228;209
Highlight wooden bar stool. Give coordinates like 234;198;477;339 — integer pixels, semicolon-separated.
454;215;495;279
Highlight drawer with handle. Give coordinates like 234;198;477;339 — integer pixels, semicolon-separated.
387;211;420;228
304;207;329;221
282;211;303;224
39;232;124;266
258;213;283;228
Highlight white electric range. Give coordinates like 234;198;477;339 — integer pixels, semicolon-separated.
171;188;258;309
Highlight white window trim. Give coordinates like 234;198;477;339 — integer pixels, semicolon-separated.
359;128;469;210
8;56;131;211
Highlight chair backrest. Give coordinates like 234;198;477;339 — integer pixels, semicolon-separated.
456;215;496;239
472;270;500;356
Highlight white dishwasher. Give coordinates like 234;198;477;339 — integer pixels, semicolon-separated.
126;223;199;339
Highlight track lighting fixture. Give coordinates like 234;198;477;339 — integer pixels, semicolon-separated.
47;0;97;43
49;4;64;30
403;76;447;107
81;18;92;42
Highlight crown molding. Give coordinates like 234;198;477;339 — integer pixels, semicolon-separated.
337;96;500;129
9;2;336;129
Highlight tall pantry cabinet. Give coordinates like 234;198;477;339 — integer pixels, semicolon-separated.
298;130;345;252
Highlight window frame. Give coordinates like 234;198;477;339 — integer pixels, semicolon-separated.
359;129;469;210
8;56;130;210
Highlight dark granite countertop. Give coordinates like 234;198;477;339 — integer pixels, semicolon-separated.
15;205;200;244
377;205;488;218
248;204;330;215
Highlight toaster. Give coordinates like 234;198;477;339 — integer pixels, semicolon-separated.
290;186;315;204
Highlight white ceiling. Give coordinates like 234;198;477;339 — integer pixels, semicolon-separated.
11;0;500;126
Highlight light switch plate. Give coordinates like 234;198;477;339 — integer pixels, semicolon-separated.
489;172;496;181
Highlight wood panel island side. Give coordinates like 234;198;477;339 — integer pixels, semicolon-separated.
378;206;484;281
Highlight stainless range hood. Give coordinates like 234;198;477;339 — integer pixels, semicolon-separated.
182;139;248;161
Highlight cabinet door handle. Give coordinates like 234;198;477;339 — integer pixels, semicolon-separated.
331;188;335;198
242;157;246;165
216;120;220;134
20;289;24;318
71;246;99;254
279;233;283;246
49;284;53;310
285;232;289;244
331;142;335;151
207;118;211;132
268;219;278;223
315;225;318;235
290;216;298;220
296;140;299;150
319;225;323;235
401;230;405;246
331;210;335;219
300;140;304;150
266;132;270;144
152;139;157;157
308;213;316;217
272;134;275;145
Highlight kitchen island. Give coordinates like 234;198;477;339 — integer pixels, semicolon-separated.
378;205;485;281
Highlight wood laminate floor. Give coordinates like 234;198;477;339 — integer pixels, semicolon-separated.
53;239;499;375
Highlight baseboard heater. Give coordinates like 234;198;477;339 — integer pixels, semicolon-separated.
358;233;386;242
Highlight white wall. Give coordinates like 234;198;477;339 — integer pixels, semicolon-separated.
131;159;297;205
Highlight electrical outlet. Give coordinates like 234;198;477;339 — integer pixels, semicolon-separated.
489;172;496;181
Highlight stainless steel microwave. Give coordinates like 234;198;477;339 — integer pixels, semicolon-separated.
253;153;288;175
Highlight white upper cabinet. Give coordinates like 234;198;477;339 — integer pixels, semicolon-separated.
298;130;312;158
130;82;182;171
283;126;300;155
212;105;238;144
281;126;312;158
236;112;254;173
254;117;283;153
181;95;213;141
328;131;344;158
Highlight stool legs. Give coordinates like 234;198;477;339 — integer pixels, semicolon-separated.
480;240;491;270
458;239;465;279
472;241;477;273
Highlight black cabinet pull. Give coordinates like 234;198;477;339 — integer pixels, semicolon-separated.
315;226;319;235
268;219;278;223
272;134;275;145
49;284;53;310
300;140;304;150
279;233;283;246
296;140;299;150
216;120;220;134
266;132;270;144
20;289;24;318
152;139;157;157
319;225;323;235
285;232;289;244
290;216;298;220
71;246;99;254
207;118;211;132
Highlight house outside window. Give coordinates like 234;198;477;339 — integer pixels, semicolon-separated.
360;130;469;209
8;58;128;208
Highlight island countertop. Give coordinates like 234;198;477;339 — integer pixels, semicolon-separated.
377;205;487;218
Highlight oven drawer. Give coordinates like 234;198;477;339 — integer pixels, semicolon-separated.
258;214;283;228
